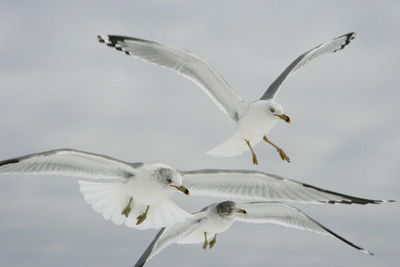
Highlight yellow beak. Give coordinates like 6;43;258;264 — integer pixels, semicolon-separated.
237;209;247;214
278;114;291;124
175;185;190;196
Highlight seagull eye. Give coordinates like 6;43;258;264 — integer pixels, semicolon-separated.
166;178;172;183
269;107;275;113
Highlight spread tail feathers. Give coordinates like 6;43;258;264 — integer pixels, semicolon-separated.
78;181;190;229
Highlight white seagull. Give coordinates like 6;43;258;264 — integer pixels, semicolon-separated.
134;201;373;267
0;149;390;229
98;32;356;164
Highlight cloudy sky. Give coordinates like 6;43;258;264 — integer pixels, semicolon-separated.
0;1;399;266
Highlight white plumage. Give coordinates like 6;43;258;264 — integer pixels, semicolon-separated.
98;33;356;164
134;201;372;267
0;149;390;229
0;149;191;229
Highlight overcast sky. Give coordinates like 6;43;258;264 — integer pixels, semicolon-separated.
0;1;399;266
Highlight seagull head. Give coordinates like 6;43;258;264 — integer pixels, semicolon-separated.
215;201;247;218
266;101;291;124
154;165;190;196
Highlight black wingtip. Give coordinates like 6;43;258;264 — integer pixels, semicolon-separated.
97;35;105;43
134;228;166;267
332;32;356;53
302;183;388;205
97;35;133;56
383;199;396;203
304;213;374;255
336;32;357;52
0;157;20;166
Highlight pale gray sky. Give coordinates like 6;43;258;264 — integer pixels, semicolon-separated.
0;1;399;266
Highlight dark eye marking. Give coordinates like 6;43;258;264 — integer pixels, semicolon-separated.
166;178;172;183
269;107;275;113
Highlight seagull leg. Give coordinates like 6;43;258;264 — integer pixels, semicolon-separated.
136;205;150;225
121;197;133;217
244;139;258;165
202;232;208;249
263;136;290;162
209;234;217;249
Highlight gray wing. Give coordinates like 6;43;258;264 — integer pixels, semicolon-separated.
98;35;247;122
0;149;140;181
181;169;387;205
235;202;372;255
260;32;356;100
134;212;206;267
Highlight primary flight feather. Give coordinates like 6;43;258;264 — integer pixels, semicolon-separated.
0;149;390;230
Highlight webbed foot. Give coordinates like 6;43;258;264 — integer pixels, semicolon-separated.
202;232;208;249
245;139;258;165
209;235;217;249
263;136;290;163
121;197;133;217
277;148;290;162
136;205;150;225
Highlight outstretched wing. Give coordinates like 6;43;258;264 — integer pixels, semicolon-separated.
260;32;356;100
235;202;372;255
134;212;206;267
0;149;139;181
181;169;387;205
98;35;248;122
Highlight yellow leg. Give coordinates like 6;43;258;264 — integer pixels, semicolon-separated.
136;205;150;225
263;136;290;162
244;139;258;165
209;234;217;249
121;197;133;217
202;232;208;249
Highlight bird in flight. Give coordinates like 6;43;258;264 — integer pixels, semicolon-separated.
134;201;372;267
98;32;356;164
0;148;389;228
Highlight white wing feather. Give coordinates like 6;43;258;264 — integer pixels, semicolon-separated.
235;202;372;254
261;32;356;100
134;212;206;267
0;149;138;181
182;169;383;205
235;202;326;232
98;35;248;122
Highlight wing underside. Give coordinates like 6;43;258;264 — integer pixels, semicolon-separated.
98;35;248;122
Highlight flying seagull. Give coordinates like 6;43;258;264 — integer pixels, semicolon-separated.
98;32;356;165
134;201;372;267
0;149;390;229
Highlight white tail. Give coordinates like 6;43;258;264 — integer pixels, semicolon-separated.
207;133;249;157
79;181;190;230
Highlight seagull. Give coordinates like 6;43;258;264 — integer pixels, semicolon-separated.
98;32;356;165
0;149;190;229
0;149;390;229
134;201;373;267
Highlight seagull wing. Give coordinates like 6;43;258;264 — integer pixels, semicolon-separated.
0;149;139;181
234;202;372;255
260;32;356;100
181;169;386;205
98;35;248;122
134;212;206;267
